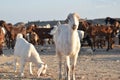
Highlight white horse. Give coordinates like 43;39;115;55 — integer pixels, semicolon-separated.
14;33;47;77
51;13;81;80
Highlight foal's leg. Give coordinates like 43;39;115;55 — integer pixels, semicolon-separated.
66;56;70;80
72;53;78;80
29;62;33;75
57;52;62;80
20;59;26;77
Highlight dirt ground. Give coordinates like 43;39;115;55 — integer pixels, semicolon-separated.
0;43;120;80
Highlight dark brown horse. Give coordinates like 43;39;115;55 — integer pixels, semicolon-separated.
26;24;53;46
105;17;120;44
78;20;92;31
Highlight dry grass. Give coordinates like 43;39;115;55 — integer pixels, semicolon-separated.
0;44;120;80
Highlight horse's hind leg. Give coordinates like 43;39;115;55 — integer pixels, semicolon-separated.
14;57;17;72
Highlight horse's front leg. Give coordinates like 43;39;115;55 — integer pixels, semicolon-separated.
92;37;96;51
106;37;110;51
72;53;79;80
66;56;70;80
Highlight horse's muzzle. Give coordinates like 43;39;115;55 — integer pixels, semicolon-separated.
72;24;77;30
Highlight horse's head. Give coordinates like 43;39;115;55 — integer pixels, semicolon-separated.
37;63;47;77
0;20;6;27
114;21;120;29
26;24;36;33
65;13;80;30
16;33;23;39
78;20;90;31
105;17;111;25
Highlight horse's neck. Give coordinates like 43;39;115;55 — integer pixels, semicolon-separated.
1;27;6;35
70;29;79;42
19;27;24;31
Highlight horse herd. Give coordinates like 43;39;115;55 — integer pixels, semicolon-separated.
0;21;54;55
0;13;120;80
0;16;120;55
79;17;120;51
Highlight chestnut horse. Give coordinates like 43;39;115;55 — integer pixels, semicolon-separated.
0;27;5;55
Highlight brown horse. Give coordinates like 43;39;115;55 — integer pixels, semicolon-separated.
78;20;95;50
92;25;114;51
0;27;5;55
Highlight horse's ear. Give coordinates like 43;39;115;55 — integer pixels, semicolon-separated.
57;21;61;26
34;24;38;28
77;15;80;21
65;18;68;23
65;13;71;23
32;26;35;31
0;20;6;27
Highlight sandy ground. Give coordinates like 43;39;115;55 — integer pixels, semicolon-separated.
0;43;120;80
